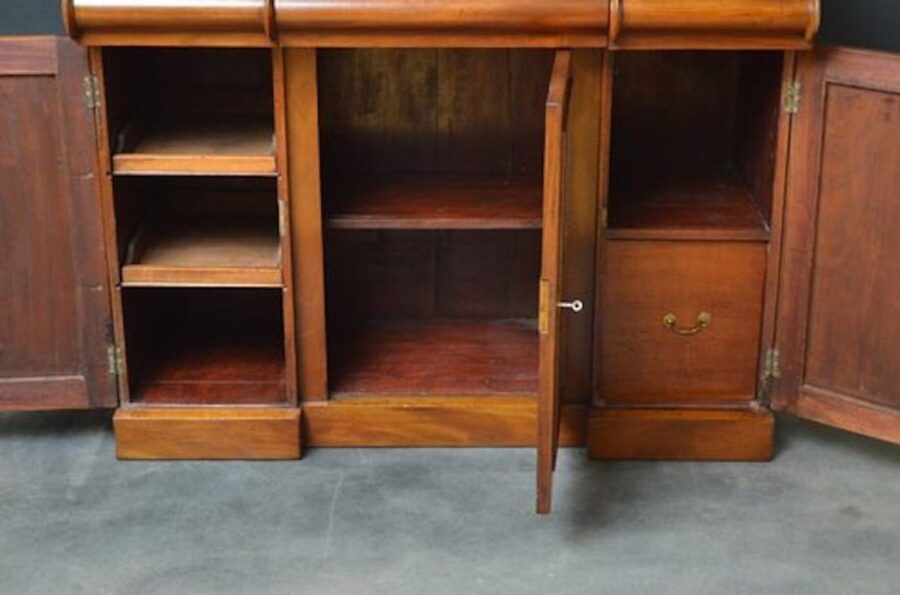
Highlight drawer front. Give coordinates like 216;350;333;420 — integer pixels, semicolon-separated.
598;241;766;405
610;0;819;49
65;0;274;46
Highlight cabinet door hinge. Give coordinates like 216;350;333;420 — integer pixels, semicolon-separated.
278;200;288;238
762;347;781;381
107;345;124;377
84;75;101;110
783;81;801;114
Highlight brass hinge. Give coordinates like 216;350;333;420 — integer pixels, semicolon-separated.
84;75;101;110
278;200;287;238
763;347;781;381
107;345;124;377
783;81;801;114
538;279;550;335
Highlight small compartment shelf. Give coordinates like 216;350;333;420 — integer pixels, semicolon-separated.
122;288;287;406
112;116;276;177
122;216;281;288
101;48;275;177
326;175;542;230
113;177;281;288
607;51;784;242
607;170;768;241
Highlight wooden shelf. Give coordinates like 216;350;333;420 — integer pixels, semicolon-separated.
325;175;542;230
112;116;276;176
329;319;539;397
122;217;282;287
607;170;770;241
131;325;286;406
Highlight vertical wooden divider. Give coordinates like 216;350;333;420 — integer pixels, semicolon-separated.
560;49;604;411
273;48;299;406
284;49;329;401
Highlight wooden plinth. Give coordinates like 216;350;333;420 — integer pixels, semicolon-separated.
588;407;774;461
304;398;587;447
114;407;302;460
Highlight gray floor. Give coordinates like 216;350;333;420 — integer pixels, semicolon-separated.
0;412;897;595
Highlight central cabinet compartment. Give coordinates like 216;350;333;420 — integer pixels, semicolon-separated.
317;49;554;397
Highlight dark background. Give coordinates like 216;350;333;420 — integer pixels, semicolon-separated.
0;0;898;51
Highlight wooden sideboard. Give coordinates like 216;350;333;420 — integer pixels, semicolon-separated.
0;0;896;513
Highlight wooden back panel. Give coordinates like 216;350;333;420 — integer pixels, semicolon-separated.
319;49;552;179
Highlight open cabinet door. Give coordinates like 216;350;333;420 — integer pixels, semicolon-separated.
537;51;573;514
772;48;899;443
0;38;116;410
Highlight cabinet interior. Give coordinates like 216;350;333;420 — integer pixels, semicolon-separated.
608;51;784;240
121;288;286;405
318;49;551;397
100;48;276;175
112;177;281;288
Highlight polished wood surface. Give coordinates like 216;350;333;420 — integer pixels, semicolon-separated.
326;175;542;230
114;408;301;460
64;0;275;47
330;320;538;397
0;37;116;410
121;217;282;288
275;0;607;47
610;0;819;48
598;241;766;405
773;48;900;444
537;51;571;515
305;398;587;447
588;408;773;460
285;48;329;401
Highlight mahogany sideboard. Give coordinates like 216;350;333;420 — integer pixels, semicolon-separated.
0;0;896;513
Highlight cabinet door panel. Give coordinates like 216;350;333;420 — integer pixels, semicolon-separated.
774;48;899;443
0;38;115;410
536;50;572;514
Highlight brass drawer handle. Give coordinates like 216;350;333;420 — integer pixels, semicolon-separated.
662;312;711;336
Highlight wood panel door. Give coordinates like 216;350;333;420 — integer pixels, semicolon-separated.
537;50;573;514
0;37;116;410
773;48;899;443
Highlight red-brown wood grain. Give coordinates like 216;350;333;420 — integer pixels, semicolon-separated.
773;48;900;444
0;37;116;410
275;0;608;47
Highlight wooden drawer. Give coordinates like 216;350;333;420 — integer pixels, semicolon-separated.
597;241;766;405
610;0;819;48
63;0;275;46
275;0;608;47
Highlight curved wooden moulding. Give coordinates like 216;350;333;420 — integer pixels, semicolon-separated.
609;0;820;49
63;0;275;47
274;0;608;48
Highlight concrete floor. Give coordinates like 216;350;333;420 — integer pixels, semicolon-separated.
0;412;897;595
